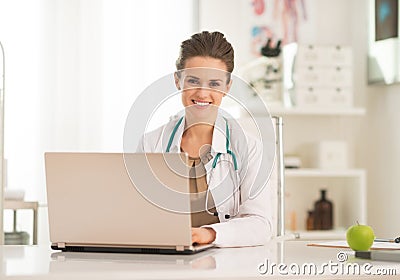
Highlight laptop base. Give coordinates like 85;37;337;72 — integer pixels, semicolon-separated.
51;244;214;255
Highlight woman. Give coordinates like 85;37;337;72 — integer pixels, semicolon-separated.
137;31;273;247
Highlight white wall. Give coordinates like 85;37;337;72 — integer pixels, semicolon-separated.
0;0;195;244
200;0;400;237
0;0;195;198
362;84;400;237
351;0;400;238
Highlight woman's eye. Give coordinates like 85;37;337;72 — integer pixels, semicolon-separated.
187;79;200;85
209;81;221;87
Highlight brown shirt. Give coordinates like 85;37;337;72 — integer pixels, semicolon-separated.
188;156;220;227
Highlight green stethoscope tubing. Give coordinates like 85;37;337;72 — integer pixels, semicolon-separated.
166;116;238;170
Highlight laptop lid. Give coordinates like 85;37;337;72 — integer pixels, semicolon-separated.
45;152;208;253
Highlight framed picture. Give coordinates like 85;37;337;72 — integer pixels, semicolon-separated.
368;0;400;84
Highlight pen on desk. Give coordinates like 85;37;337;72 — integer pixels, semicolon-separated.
374;237;400;243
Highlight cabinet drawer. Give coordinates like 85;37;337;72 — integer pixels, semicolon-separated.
294;66;353;88
295;45;353;67
295;87;353;108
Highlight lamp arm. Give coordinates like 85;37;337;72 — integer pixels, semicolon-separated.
272;116;285;237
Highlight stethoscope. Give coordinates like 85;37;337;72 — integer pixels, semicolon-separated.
166;116;240;219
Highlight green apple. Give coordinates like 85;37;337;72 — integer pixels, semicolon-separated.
346;222;375;251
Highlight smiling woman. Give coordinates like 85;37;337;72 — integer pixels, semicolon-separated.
137;31;275;247
177;63;231;132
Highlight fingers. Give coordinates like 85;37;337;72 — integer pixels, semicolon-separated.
191;227;216;244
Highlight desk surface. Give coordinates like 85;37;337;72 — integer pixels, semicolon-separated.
1;240;399;279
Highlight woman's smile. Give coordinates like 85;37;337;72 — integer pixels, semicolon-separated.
192;99;212;108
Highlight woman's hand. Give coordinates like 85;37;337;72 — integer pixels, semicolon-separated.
191;227;216;244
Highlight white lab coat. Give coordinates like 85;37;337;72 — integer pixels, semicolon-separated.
136;113;274;247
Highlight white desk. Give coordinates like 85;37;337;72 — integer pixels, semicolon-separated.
1;240;399;279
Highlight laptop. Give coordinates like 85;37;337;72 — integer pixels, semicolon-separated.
44;152;214;254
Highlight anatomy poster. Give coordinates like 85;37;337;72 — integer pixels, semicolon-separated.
243;0;310;57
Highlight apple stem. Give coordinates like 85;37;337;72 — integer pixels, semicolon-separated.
356;220;359;226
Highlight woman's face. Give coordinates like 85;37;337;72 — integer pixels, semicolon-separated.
178;56;232;110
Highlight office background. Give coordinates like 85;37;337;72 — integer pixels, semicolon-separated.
0;0;399;244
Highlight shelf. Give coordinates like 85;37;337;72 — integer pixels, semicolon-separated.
225;104;365;117
285;168;365;178
268;106;366;116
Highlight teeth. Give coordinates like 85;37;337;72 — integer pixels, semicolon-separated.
194;101;209;106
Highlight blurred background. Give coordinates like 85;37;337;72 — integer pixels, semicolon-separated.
0;0;399;245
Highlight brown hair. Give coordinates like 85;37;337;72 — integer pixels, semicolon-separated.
176;31;234;73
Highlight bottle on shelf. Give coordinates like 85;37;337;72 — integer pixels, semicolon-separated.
313;189;333;230
306;210;315;231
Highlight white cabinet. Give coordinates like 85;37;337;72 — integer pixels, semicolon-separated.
270;107;367;240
